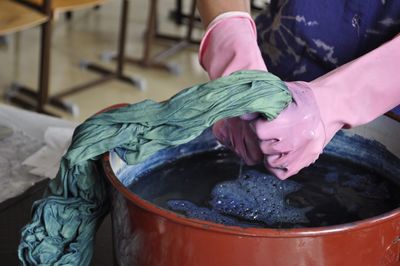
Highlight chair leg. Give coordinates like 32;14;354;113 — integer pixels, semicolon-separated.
142;0;158;66
49;0;145;107
148;0;200;61
65;11;73;20
6;0;54;114
149;0;197;63
37;15;52;113
175;0;183;25
108;0;199;74
116;0;130;77
103;0;174;72
185;0;197;42
7;0;141;116
0;36;9;46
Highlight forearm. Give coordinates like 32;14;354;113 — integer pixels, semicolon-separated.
199;13;266;80
197;0;250;28
310;34;400;132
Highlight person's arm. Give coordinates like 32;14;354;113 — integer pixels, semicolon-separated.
251;34;400;179
310;35;400;132
198;8;266;80
196;6;268;165
197;0;250;28
197;7;400;180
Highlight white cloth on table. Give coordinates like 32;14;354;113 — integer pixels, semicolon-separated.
0;104;76;203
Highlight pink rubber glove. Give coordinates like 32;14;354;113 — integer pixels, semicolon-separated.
201;14;400;179
199;12;267;79
253;35;400;179
200;12;267;165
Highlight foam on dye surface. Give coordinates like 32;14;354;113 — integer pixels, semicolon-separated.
168;169;310;227
164;154;398;228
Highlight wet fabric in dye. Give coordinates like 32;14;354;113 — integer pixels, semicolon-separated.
168;169;310;227
18;71;292;265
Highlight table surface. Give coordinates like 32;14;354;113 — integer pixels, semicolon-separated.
0;104;76;204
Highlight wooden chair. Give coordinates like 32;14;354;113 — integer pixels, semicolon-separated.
1;0;50;113
45;0;144;115
135;0;262;72
124;0;199;73
102;0;200;74
8;0;108;115
22;0;145;116
124;0;262;73
23;0;105;19
0;1;47;35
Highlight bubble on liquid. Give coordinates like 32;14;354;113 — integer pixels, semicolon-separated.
167;200;241;226
168;169;310;227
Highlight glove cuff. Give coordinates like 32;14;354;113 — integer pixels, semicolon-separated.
207;11;253;30
199;12;267;80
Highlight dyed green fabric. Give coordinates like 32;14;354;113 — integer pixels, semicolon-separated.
18;71;292;265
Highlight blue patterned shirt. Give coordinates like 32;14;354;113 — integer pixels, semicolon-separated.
256;0;400;115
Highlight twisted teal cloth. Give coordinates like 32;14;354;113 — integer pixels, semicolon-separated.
18;71;292;265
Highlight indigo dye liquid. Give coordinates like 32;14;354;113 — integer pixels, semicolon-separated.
129;150;400;228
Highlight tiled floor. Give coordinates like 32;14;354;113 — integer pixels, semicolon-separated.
0;0;208;122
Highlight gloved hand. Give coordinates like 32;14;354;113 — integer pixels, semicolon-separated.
200;12;267;166
251;32;400;179
212;117;264;165
201;13;400;179
212;81;326;178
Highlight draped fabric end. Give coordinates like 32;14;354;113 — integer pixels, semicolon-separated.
18;70;292;265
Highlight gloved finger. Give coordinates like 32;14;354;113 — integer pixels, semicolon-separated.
259;139;280;154
235;138;263;165
212;120;232;148
230;119;263;165
265;153;290;169
288;152;320;172
240;112;260;121
265;147;311;169
250;116;292;141
265;152;320;180
263;155;291;180
266;165;301;180
242;124;263;165
260;139;295;155
213;118;263;165
265;155;301;180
